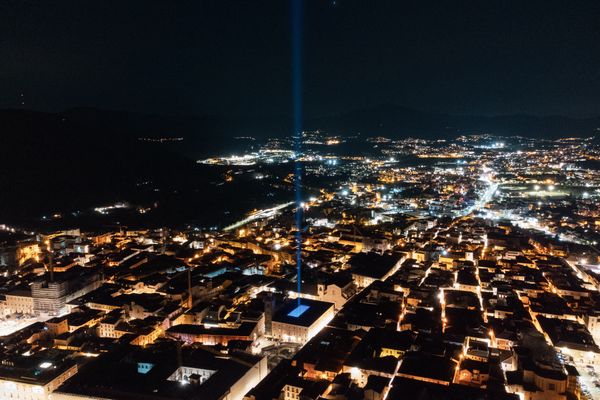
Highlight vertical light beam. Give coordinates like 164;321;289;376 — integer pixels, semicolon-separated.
292;0;303;306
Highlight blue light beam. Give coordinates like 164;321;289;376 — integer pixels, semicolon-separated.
292;0;303;307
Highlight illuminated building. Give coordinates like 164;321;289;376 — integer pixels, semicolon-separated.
0;352;77;400
271;299;334;344
4;290;34;315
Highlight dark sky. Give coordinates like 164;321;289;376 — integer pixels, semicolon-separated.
1;0;599;118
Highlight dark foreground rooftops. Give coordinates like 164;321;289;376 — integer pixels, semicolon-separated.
55;342;264;400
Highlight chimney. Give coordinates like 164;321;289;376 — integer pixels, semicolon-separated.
176;341;183;380
187;268;193;309
48;246;54;283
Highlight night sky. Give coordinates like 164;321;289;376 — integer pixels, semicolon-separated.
2;0;600;118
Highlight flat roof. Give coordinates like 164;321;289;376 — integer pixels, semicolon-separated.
273;298;333;327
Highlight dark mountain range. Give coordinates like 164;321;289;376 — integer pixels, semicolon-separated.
310;104;600;138
1;105;598;151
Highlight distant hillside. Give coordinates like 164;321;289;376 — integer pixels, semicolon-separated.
0;109;194;221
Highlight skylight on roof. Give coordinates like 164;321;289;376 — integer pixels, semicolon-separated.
287;304;310;318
